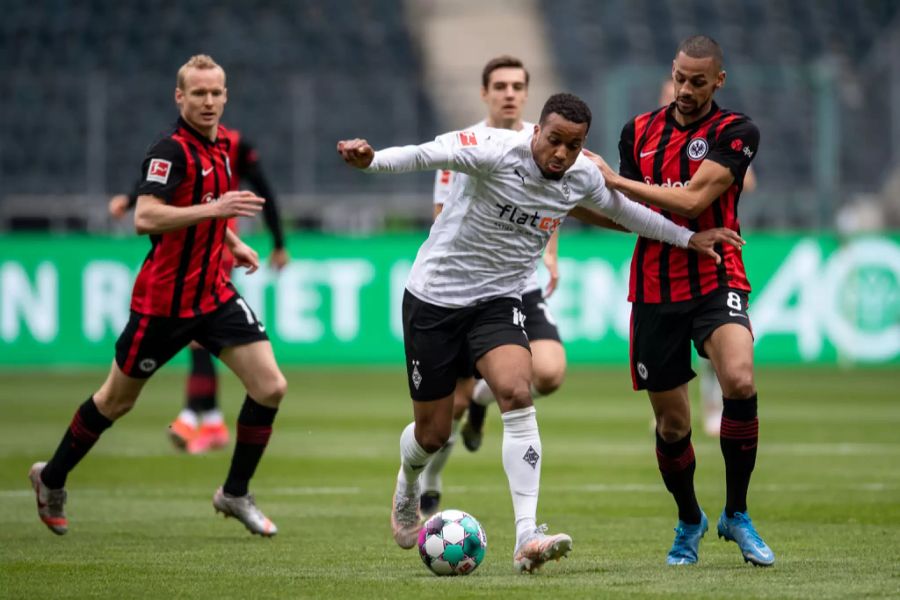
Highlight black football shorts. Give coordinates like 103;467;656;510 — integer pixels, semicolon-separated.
115;293;269;378
629;287;752;392
521;288;562;343
401;290;530;401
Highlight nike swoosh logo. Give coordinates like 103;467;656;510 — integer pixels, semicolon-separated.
639;149;658;158
729;311;748;319
741;443;757;451
257;323;266;332
201;167;214;176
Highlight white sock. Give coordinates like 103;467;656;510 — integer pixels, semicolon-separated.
397;421;433;495
177;409;198;428
501;406;541;547
420;418;461;493
200;409;225;426
472;379;494;407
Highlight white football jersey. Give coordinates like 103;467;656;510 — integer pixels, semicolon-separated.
432;120;544;293
367;128;692;308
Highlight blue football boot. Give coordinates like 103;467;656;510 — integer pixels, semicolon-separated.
717;511;775;566
666;511;708;565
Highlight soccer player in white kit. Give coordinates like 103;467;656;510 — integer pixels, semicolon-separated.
421;56;569;519
337;93;744;573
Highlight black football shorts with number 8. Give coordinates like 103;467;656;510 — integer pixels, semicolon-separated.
629;287;752;392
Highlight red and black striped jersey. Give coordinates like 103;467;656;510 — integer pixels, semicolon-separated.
130;117;237;317
125;125;285;251
619;101;759;304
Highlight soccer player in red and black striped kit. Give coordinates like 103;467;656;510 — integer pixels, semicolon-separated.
29;55;286;537
589;35;775;566
110;126;289;454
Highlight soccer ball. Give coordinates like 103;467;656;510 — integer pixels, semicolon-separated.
417;509;487;576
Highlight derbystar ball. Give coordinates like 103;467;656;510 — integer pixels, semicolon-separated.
417;509;487;576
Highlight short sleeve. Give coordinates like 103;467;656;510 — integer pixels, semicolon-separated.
706;119;760;182
618;120;643;182
135;138;186;203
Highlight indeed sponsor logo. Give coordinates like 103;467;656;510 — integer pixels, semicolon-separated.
494;203;561;233
643;176;691;188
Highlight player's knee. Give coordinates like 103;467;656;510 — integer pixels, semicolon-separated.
493;379;531;410
418;429;449;453
532;366;565;396
656;414;691;442
720;371;755;399
252;372;287;406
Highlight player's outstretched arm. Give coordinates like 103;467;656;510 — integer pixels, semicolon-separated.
338;132;488;176
568;205;630;232
134;191;264;235
584;149;734;218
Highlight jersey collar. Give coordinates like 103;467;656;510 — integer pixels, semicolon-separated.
177;116;221;146
665;100;721;131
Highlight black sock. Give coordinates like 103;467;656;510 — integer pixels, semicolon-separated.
467;402;487;433
720;394;758;517
223;396;278;497
186;347;217;413
656;430;702;524
41;396;113;489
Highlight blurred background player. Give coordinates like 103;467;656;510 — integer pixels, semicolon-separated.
592;35;774;566
657;78;757;437
420;56;567;518
109;129;289;454
29;55;286;537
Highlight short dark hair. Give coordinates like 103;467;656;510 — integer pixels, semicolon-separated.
481;55;530;88
539;93;592;131
676;35;724;71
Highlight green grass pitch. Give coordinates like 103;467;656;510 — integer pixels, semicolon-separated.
1;367;898;599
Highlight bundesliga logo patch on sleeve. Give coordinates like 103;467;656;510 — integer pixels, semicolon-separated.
147;158;171;184
458;132;478;147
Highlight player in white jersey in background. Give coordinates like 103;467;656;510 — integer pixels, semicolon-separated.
338;93;744;573
421;56;568;519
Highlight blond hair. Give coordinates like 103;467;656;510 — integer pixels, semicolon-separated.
176;54;225;89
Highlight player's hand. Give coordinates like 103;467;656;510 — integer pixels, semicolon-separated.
269;247;289;271
687;228;745;264
582;148;622;190
216;190;265;219
108;194;130;219
231;240;260;274
337;139;375;168
542;252;560;298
